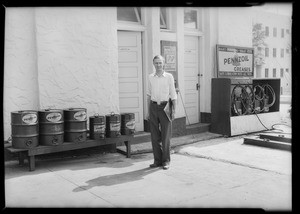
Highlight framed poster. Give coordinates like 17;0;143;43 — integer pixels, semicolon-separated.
216;44;254;78
161;40;178;87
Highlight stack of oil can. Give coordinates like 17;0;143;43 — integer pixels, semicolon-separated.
10;108;135;149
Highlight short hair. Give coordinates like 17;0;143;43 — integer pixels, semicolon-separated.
153;55;165;62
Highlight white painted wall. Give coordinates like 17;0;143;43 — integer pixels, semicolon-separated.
200;7;253;114
4;8;40;140
3;7;119;140
218;7;253;47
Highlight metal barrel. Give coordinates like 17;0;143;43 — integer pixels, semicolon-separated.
63;108;87;143
121;113;135;135
11;110;39;149
38;109;64;146
105;113;121;138
89;114;106;140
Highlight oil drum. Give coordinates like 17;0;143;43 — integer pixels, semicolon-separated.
38;109;64;146
121;113;135;135
64;108;87;143
105;113;121;138
11;110;39;149
89;114;106;140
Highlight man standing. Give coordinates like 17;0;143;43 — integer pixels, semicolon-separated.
147;55;177;170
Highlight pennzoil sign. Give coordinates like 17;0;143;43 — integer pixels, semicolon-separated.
216;44;254;77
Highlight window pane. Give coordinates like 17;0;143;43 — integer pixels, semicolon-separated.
273;68;276;77
265;26;269;36
273;27;277;37
265;48;269;57
184;9;197;29
280;68;284;77
160;7;167;29
273;48;276;57
117;7;140;23
265;68;269;78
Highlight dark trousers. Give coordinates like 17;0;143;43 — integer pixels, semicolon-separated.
149;101;172;165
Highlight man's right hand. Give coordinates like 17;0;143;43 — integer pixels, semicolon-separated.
146;114;150;121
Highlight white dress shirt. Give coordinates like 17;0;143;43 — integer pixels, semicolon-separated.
147;71;177;104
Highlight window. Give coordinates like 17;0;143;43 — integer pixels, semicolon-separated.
286;68;289;73
265;68;269;78
273;27;277;37
273;68;276;77
281;49;284;58
280;68;284;78
265;26;269;36
273;48;276;57
286;29;290;34
286;48;290;54
184;8;198;29
160;7;168;29
265;48;269;57
281;29;284;38
117;7;141;23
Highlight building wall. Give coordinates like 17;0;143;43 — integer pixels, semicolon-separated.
3;7;267;140
4;8;40;140
218;7;253;47
4;7;119;140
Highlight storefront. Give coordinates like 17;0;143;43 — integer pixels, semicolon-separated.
4;7;254;140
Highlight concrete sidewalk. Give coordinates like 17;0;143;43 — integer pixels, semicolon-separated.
4;131;292;210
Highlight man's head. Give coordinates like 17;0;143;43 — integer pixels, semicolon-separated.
153;55;165;72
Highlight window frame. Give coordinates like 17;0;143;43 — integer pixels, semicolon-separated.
117;7;142;25
273;27;277;37
160;7;173;31
273;68;276;78
265;26;269;37
281;48;284;58
265;68;269;78
265;47;269;57
273;48;277;58
280;68;284;78
281;28;284;38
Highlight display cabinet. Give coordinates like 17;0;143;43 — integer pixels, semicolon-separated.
211;78;281;136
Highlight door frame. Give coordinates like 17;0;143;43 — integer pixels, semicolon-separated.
183;35;202;124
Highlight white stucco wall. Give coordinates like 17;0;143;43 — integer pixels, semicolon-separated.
35;7;118;113
4;8;40;140
3;7;119;140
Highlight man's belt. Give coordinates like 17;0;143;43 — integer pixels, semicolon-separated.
151;101;168;105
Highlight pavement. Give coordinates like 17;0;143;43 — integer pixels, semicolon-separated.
3;102;293;210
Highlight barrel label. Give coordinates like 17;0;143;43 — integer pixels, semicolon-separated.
74;111;87;121
94;124;105;133
46;112;62;122
22;113;38;125
110;122;120;131
126;120;135;129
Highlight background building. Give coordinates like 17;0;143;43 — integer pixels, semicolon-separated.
252;4;292;96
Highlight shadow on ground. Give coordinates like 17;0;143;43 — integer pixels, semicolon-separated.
73;167;160;192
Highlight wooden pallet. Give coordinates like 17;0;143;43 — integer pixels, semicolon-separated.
6;135;133;171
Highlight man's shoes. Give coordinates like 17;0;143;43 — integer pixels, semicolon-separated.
162;163;170;170
149;163;162;168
